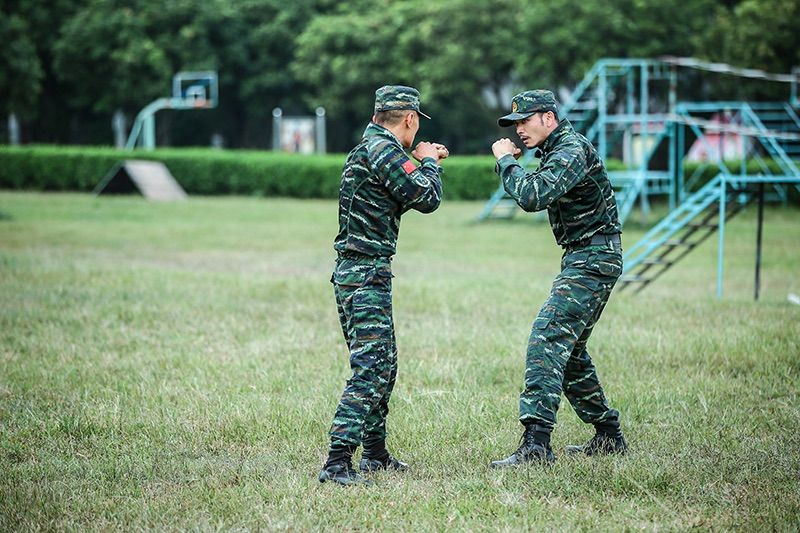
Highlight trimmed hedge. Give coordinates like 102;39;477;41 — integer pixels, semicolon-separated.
0;145;795;201
0;146;347;198
0;145;503;200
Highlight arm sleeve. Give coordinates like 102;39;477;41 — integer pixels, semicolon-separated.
495;144;586;212
372;143;443;214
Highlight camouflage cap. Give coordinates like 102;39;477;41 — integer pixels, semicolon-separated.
374;85;431;119
497;90;559;126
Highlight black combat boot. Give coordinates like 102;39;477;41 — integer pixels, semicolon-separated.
565;424;628;456
490;424;555;468
359;455;410;472
319;444;373;486
359;438;409;472
319;461;373;486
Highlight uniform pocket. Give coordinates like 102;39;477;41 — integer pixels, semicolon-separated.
533;315;551;329
585;252;623;280
350;276;393;343
533;307;554;329
530;309;556;342
374;265;394;280
596;259;622;277
333;265;369;287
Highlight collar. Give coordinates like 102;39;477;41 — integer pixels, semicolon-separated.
538;119;573;154
363;122;402;147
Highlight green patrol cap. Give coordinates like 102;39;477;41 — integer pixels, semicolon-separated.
497;89;559;126
374;85;431;119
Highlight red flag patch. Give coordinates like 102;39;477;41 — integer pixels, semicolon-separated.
401;159;417;174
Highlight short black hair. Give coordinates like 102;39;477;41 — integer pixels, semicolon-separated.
374;109;412;126
547;109;559;121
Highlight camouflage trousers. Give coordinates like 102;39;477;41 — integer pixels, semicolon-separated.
519;240;623;430
328;256;397;448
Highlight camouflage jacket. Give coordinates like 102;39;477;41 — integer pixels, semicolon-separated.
334;122;443;258
496;119;620;246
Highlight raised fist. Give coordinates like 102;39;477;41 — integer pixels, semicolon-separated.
492;138;521;160
412;141;440;162
431;143;449;160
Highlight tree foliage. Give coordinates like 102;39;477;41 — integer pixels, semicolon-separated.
2;0;799;150
0;14;43;117
53;2;171;114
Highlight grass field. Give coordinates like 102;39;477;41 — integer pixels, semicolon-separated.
1;192;799;531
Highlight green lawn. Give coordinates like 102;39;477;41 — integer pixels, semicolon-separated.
1;192;799;531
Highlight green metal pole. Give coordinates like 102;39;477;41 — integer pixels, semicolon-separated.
668;121;676;210
669;64;678;210
677;122;685;202
144;115;155;150
599;65;607;160
669;64;677;114
755;182;765;301
717;176;727;298
640;62;650;216
740;110;747;177
627;69;635;115
640;61;648;149
627;69;634;164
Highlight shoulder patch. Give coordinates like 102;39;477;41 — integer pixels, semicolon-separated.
401;159;417;174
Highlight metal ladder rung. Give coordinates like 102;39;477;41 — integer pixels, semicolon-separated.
641;258;672;266
570;101;598;111
620;275;649;283
755;112;791;121
686;222;718;229
678;202;708;211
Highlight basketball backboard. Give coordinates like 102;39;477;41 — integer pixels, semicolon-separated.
172;71;218;108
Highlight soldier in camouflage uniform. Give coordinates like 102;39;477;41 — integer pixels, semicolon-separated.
319;85;448;486
489;90;628;467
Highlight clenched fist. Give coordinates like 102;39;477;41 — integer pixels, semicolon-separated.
431;143;449;160
492;138;522;160
412;141;449;163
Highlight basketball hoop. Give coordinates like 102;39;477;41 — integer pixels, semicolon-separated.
174;72;218;108
126;71;219;149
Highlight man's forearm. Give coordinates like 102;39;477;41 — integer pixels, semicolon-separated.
496;155;541;212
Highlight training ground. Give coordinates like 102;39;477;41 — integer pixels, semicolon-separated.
1;192;798;530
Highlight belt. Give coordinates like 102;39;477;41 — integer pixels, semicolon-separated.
564;233;621;250
336;251;391;261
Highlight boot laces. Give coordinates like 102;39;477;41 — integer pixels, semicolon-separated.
515;425;539;455
587;432;615;452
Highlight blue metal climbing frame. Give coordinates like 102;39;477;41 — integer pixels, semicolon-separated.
479;58;677;223
620;101;800;296
479;57;800;297
479;57;800;228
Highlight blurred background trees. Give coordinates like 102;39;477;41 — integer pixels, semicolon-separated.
1;0;798;152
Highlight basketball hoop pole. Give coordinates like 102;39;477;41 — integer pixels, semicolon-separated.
125;71;218;150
